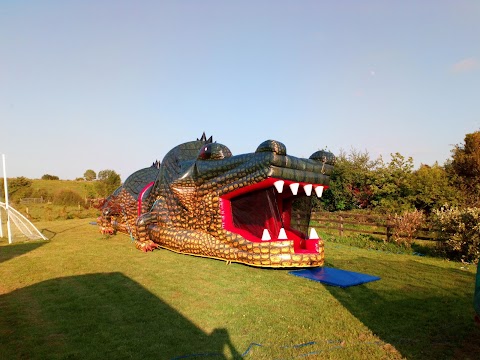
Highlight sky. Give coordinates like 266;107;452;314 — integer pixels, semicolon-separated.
1;0;479;181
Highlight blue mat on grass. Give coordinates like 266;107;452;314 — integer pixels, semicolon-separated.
289;267;380;288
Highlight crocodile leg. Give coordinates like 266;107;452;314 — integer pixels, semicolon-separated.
134;212;160;252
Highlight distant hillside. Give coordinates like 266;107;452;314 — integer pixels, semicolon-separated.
0;178;103;221
34;179;100;199
5;179;101;204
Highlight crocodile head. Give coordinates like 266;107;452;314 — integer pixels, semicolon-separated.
145;136;335;267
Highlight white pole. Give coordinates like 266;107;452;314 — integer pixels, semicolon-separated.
1;155;4;238
0;200;3;238
2;154;12;244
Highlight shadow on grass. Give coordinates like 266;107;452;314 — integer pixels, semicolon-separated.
0;241;46;264
40;222;93;239
0;272;241;359
325;258;478;360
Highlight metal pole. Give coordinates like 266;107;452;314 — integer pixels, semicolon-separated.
0;200;3;238
0;156;4;238
2;154;12;244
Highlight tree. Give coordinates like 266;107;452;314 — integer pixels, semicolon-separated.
1;176;33;201
322;150;421;214
42;174;59;180
96;170;121;197
84;169;96;181
410;163;459;213
370;153;415;212
321;143;471;214
8;176;32;194
321;149;380;211
447;131;480;206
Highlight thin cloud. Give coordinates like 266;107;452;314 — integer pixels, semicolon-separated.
452;57;479;73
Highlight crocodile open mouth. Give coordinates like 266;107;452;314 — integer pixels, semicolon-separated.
221;178;326;253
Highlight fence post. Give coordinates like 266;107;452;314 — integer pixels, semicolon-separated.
339;216;344;237
386;224;392;243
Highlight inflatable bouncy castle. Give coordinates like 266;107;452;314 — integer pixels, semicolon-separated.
98;134;335;268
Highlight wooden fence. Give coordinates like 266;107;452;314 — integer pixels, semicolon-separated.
310;211;439;242
20;197;45;204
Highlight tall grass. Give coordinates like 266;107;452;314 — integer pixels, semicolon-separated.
0;219;479;359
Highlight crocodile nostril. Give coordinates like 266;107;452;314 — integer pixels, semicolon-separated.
255;140;287;155
309;150;336;165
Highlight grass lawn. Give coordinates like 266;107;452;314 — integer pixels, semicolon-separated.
0;218;479;359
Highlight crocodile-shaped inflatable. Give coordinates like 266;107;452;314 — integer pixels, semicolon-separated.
98;134;335;267
98;164;160;237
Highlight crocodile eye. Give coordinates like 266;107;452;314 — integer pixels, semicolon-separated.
198;145;212;160
198;143;232;160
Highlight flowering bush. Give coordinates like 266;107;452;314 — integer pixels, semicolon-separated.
390;209;425;248
433;206;480;264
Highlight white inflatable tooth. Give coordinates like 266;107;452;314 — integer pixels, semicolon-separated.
303;184;313;196
274;180;284;193
261;229;271;241
278;228;288;239
289;183;300;195
315;185;324;198
309;228;319;239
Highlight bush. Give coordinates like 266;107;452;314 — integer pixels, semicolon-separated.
433;206;480;264
53;190;85;207
390;209;426;248
42;174;59;180
3;176;32;199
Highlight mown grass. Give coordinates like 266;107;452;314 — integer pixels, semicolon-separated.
0;219;479;359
